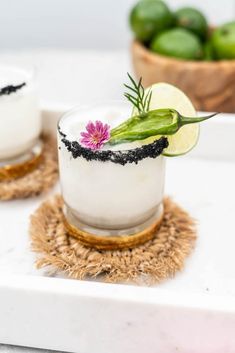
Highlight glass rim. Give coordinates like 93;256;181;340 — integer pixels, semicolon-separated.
0;61;37;100
57;100;131;150
0;63;36;92
57;101;168;164
57;99;128;131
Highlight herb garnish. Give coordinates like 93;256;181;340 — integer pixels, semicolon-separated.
124;73;152;115
79;73;218;149
108;73;218;146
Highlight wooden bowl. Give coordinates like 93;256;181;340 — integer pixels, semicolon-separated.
131;40;235;113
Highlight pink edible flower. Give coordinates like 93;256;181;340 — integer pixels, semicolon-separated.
80;120;111;150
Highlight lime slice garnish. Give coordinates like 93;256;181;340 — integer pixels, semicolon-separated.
132;82;199;156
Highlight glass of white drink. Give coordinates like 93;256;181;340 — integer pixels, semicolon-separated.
58;102;167;242
0;65;41;170
57;74;217;249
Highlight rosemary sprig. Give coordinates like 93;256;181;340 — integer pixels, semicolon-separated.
124;73;152;115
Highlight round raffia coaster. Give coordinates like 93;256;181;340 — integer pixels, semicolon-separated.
0;135;58;200
30;195;197;285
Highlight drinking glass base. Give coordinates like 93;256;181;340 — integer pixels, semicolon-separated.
63;204;164;250
0;139;43;181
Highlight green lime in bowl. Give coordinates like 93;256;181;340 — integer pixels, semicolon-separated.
211;21;235;59
203;41;214;61
175;7;208;40
129;0;173;43
150;28;203;60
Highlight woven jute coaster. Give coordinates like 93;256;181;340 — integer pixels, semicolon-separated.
30;195;196;285
0;135;58;200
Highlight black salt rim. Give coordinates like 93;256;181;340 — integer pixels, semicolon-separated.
0;82;26;96
58;127;168;166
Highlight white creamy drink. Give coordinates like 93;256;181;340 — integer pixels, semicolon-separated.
0;65;41;160
58;103;166;234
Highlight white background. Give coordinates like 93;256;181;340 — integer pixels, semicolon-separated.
0;0;234;50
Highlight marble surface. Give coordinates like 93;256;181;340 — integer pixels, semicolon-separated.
0;345;62;353
0;50;235;352
1;155;235;297
0;49;131;353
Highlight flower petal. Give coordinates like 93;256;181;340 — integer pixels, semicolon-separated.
80;120;111;150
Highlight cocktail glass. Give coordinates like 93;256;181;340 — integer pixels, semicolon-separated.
0;64;41;178
58;102;166;248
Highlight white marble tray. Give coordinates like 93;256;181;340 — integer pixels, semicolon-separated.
0;108;235;353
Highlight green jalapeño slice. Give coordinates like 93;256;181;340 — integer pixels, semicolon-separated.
108;108;217;145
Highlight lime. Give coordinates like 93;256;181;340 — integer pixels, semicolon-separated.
150;28;203;60
211;21;235;59
175;7;208;40
132;83;199;156
129;0;173;43
203;41;214;61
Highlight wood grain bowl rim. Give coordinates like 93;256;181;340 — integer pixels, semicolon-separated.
132;40;235;70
